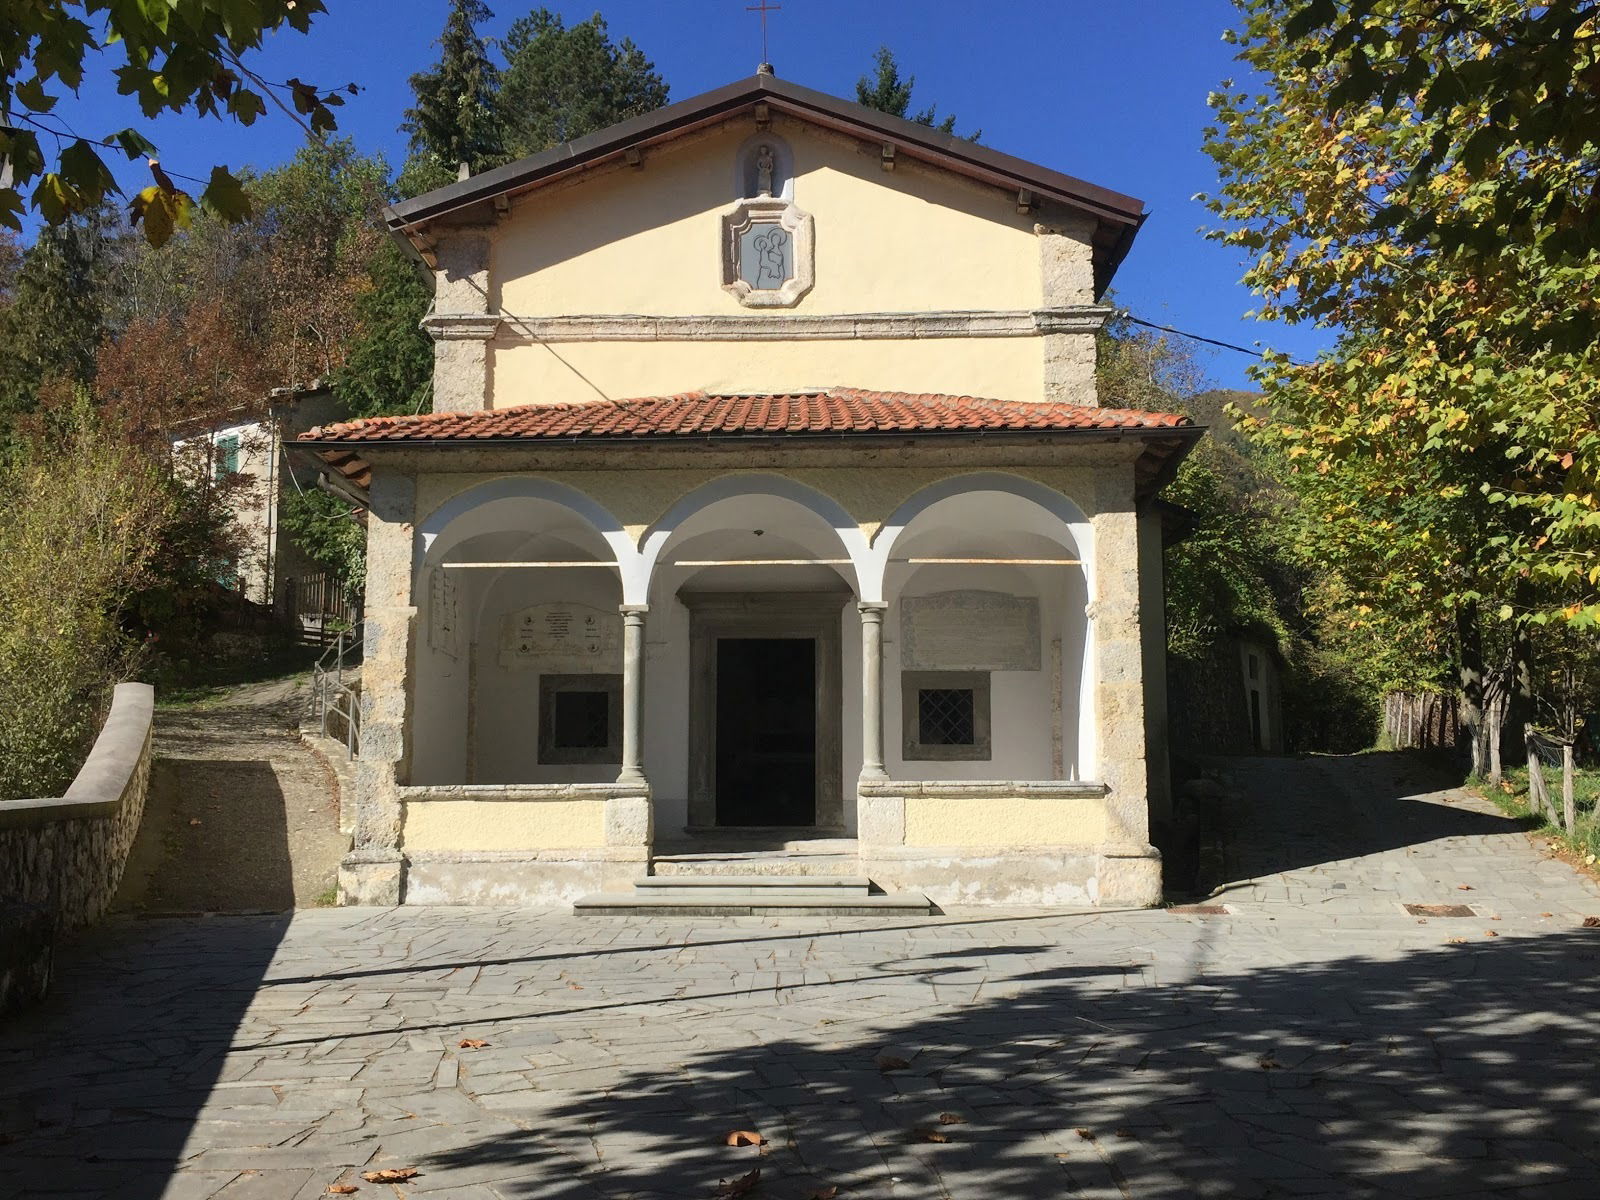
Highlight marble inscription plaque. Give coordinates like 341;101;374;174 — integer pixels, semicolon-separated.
428;568;461;659
901;590;1040;671
499;603;621;671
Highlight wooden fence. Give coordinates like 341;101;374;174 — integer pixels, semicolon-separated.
1383;691;1461;750
1526;726;1579;835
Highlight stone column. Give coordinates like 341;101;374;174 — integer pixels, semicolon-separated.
338;470;417;906
858;602;888;780
421;227;499;414
604;605;652;879
1089;464;1162;907
1036;212;1105;407
617;606;648;786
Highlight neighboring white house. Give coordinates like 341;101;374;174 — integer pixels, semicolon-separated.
296;73;1202;911
172;383;359;620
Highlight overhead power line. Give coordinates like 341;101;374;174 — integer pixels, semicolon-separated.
1121;312;1309;366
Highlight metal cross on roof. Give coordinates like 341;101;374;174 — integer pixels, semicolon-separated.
746;1;781;69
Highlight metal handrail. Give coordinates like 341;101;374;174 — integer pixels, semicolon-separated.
311;630;364;760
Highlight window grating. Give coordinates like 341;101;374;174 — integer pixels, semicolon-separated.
552;691;610;749
918;688;975;746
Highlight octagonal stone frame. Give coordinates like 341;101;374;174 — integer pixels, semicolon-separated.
720;197;816;308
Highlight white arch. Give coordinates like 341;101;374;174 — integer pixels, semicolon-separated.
414;476;641;594
864;472;1093;603
638;473;870;603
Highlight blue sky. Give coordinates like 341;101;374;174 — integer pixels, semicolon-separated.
32;0;1334;390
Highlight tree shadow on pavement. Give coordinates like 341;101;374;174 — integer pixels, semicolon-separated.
1208;751;1536;886
413;930;1600;1199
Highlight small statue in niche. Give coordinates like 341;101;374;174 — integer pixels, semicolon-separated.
755;144;775;196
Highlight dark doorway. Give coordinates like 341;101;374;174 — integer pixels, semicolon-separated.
715;637;817;826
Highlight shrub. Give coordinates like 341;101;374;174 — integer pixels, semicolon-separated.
0;400;175;800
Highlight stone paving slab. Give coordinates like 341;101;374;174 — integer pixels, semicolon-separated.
2;753;1599;1198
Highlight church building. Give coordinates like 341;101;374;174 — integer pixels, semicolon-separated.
297;72;1200;911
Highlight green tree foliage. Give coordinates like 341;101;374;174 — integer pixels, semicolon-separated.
0;206;125;431
0;397;176;800
1203;1;1600;656
279;488;366;593
855;47;977;140
333;239;434;419
498;8;670;157
1282;0;1600;263
0;1;350;244
401;0;507;194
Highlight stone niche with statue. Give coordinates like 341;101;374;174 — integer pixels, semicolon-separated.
721;133;814;307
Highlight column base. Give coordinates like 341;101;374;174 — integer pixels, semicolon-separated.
338;852;406;907
1092;845;1164;907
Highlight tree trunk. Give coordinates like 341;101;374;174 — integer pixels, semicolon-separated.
1503;613;1535;766
1456;602;1488;777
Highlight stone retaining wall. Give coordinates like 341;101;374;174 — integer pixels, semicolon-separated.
0;683;155;1014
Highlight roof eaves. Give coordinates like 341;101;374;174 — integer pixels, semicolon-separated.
384;74;1146;234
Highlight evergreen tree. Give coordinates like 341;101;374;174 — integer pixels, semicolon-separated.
855;47;977;140
334;239;434;419
498;9;669;156
402;0;507;194
0;208;124;430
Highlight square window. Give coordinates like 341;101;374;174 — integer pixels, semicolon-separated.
918;688;975;746
902;671;991;761
539;674;622;765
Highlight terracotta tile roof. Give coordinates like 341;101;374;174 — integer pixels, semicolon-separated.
299;388;1193;444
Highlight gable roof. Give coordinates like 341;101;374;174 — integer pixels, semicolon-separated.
385;73;1148;297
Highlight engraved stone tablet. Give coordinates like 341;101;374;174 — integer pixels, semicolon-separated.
499;603;621;671
428;568;461;659
901;590;1040;671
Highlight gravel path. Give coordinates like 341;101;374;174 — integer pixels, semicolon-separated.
114;676;347;913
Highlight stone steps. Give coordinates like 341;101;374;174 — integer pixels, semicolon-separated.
574;871;933;916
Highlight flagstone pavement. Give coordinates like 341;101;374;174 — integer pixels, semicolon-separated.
3;753;1599;1199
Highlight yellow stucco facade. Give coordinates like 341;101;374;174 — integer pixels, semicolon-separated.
493;118;1050;319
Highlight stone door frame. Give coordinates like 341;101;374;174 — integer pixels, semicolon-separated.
679;590;849;831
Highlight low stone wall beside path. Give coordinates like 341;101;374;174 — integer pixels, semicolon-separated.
0;682;155;1016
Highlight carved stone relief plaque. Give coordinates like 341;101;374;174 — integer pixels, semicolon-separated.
498;602;621;671
901;590;1041;672
721;197;814;308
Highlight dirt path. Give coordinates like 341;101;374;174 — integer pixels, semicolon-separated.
114;675;347;912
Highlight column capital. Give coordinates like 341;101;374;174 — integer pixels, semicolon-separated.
857;600;888;617
619;604;650;618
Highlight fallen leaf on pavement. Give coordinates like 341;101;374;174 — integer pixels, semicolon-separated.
714;1167;760;1197
912;1127;950;1143
189;818;202;826
1483;930;1499;938
808;1188;838;1200
1076;1128;1096;1141
875;1054;910;1073
1114;1129;1136;1139
326;1188;359;1196
724;1130;764;1147
361;1169;418;1184
937;1112;966;1125
458;1038;489;1049
1540;912;1553;918
1446;937;1467;944
1456;884;1473;891
1258;1054;1281;1070
1583;916;1600;928
567;981;584;989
